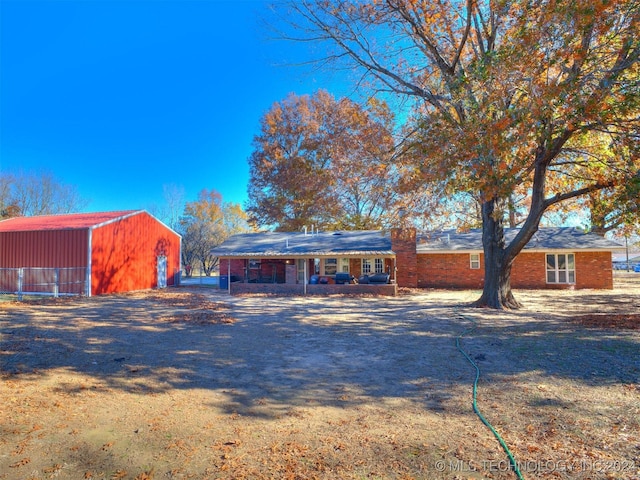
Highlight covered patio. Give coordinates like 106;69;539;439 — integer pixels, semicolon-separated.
212;230;398;296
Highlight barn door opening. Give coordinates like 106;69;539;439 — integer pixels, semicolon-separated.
157;255;167;288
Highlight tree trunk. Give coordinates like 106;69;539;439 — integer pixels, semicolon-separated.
473;198;522;309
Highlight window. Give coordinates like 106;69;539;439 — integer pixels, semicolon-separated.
340;258;350;273
321;258;349;275
362;258;384;275
323;258;337;275
470;253;480;269
375;258;384;273
297;259;306;283
546;253;575;284
362;258;372;275
249;259;261;270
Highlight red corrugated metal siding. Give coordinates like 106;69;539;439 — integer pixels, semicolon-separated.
90;211;180;295
0;230;89;268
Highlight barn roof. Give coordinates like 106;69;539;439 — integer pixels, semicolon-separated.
0;210;143;232
212;230;394;258
417;227;625;253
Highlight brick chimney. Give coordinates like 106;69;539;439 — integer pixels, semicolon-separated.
391;227;417;288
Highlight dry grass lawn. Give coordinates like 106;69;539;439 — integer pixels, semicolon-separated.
1;273;638;479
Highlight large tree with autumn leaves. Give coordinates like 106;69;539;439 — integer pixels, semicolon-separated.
247;90;404;230
279;0;640;308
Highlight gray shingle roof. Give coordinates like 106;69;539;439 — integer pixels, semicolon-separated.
417;227;624;253
213;227;623;258
212;230;394;258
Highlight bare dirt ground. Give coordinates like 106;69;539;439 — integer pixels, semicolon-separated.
1;274;638;479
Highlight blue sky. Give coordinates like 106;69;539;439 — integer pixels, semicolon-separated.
0;0;348;213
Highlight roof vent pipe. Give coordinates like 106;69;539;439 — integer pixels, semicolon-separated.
303;226;307;236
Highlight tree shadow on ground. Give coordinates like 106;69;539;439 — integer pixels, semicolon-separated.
1;287;638;418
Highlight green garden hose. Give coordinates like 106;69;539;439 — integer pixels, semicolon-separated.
455;312;526;480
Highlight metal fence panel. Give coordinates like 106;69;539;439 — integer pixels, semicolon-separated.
0;267;87;299
0;268;19;295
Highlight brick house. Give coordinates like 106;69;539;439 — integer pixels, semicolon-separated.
213;230;399;295
212;227;623;295
416;228;623;290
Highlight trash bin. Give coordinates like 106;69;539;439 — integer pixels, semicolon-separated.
219;275;229;290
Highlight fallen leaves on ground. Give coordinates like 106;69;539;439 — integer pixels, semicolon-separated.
568;313;640;330
129;290;237;325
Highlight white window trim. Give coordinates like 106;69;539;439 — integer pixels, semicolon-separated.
322;258;338;276
362;258;372;275
362;257;385;275
546;252;576;284
297;259;306;283
374;258;384;273
320;258;350;276
470;253;480;269
340;258;350;273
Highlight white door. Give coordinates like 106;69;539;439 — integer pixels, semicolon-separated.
157;256;167;288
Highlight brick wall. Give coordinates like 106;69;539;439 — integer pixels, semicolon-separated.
573;251;613;289
391;228;418;288
220;248;614;292
510;253;546;288
417;253;484;289
512;251;613;289
219;258;246;279
350;258;362;277
417;250;614;289
229;282;397;296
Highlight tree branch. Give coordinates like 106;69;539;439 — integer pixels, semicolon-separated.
544;180;616;209
451;0;473;71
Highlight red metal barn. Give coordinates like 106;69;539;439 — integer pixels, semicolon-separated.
0;210;181;296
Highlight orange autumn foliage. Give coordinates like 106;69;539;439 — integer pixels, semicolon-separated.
247;90;402;230
280;0;639;308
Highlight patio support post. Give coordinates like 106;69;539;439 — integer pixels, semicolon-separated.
227;260;231;294
304;258;307;295
394;257;397;283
